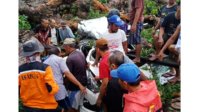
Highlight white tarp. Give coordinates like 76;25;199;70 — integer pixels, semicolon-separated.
77;17;108;39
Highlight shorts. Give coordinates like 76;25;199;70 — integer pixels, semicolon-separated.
23;106;61;112
128;22;143;45
57;96;71;110
175;38;181;54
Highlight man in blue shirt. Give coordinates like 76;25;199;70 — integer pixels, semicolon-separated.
59;21;75;43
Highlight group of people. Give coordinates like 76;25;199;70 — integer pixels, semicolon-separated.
19;37;163;112
19;0;181;112
150;0;181;83
94;38;162;112
33;18;75;47
19;37;88;112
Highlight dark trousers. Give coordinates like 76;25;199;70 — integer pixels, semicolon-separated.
23;106;61;112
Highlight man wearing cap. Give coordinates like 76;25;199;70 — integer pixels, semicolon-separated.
59;21;75;43
94;38;111;111
107;9;128;34
106;50;149;112
92;15;130;66
111;63;162;112
44;46;86;111
62;38;87;112
128;0;144;63
19;37;59;112
104;15;128;54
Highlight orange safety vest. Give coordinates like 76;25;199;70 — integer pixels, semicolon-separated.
19;62;59;109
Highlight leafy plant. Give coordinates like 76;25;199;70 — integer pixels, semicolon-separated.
141;47;154;58
19;15;31;30
70;3;78;16
141;28;153;43
141;28;154;57
144;0;160;16
176;0;181;3
99;0;107;4
87;8;107;19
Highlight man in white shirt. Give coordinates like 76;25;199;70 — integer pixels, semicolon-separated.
93;15;130;66
102;15;128;54
49;19;60;46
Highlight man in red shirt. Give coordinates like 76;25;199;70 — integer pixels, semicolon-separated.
95;38;110;111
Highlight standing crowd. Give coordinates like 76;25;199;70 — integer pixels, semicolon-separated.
19;0;181;112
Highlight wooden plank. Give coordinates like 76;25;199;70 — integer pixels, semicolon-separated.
127;54;180;68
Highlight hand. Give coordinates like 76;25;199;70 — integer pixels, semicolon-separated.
157;51;164;61
96;98;102;107
92;61;98;67
94;76;100;81
131;24;137;33
47;38;51;45
79;85;87;95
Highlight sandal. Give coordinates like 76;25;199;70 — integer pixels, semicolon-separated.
162;72;176;78
168;77;180;84
171;97;181;110
149;56;158;61
133;58;141;63
149;54;158;61
149;53;155;57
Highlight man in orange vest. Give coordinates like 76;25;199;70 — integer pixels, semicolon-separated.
19;38;59;112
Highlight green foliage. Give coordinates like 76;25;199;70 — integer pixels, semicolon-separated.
141;28;153;43
19;15;31;30
99;0;107;4
70;4;78;16
141;28;154;57
87;8;107;19
144;0;160;15
176;0;181;3
141;47;154;58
